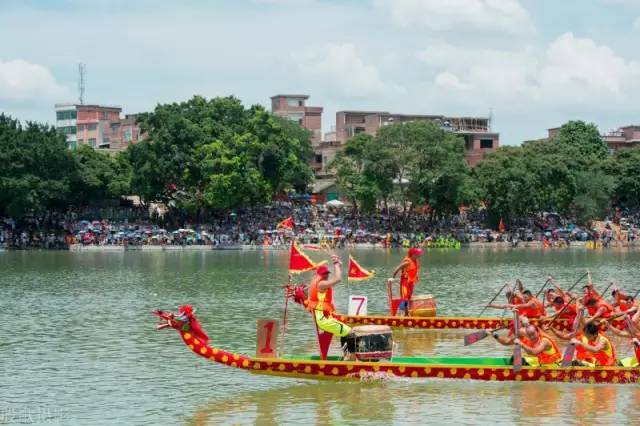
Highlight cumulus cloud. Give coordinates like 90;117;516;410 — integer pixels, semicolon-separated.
0;59;68;105
375;0;535;35
294;43;404;98
415;33;640;109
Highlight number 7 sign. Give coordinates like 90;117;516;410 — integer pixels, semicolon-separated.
348;295;368;316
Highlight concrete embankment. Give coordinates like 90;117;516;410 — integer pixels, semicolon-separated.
64;241;637;251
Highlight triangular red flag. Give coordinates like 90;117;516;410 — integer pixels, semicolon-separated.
348;255;375;281
289;241;323;274
277;217;295;229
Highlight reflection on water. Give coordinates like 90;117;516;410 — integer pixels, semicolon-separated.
4;250;640;424
189;380;631;425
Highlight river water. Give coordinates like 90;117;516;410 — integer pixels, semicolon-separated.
2;249;640;425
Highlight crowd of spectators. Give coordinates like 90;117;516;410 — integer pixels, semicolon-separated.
1;204;639;250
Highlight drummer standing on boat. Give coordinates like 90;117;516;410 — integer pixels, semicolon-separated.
308;255;352;339
392;247;423;315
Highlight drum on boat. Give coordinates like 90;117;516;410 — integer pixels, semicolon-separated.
343;325;393;362
408;294;437;317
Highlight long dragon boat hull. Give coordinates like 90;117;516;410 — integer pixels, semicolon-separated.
155;307;640;384
332;313;578;330
293;295;626;331
333;313;627;331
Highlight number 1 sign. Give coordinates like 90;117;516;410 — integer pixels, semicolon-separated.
348;295;368;316
256;318;279;358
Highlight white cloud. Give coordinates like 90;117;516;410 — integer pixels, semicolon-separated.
539;33;640;98
294;43;404;99
0;59;68;104
376;0;535;35
415;33;640;109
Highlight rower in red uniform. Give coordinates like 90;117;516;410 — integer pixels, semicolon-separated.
570;322;617;366
509;290;546;319
392;247;423;315
515;324;562;366
308;255;352;339
546;296;577;322
584;296;613;322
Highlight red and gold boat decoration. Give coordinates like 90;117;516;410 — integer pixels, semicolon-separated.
155;306;640;384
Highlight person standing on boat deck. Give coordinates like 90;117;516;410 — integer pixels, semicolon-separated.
308;255;352;339
392;247;423;316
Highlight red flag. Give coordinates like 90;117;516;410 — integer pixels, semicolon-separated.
277;217;295;229
498;218;506;233
348;255;375;281
289;242;323;274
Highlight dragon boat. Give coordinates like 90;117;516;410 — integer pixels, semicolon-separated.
155;305;640;384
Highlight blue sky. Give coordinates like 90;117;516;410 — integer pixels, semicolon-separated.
1;0;639;144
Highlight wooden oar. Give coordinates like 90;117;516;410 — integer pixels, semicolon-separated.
478;282;510;317
600;281;615;298
464;325;508;346
566;272;589;294
540;296;578;328
512;310;522;372
464;283;511;346
560;306;584;367
534;277;553;298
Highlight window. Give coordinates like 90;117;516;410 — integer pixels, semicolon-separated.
88;123;97;131
287;98;304;107
57;126;76;135
89;138;96;148
56;110;77;121
314;154;322;163
102;111;109;120
123;128;132;142
68;141;77;150
287;113;304;124
480;139;494;149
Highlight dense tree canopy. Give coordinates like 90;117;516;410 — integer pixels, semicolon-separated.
475;120;614;225
331;121;476;217
126;96;314;213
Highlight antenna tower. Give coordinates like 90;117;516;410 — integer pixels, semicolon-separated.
78;63;86;105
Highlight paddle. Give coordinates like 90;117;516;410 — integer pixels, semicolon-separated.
540;296;578;329
534;277;553;299
600;281;615;298
566;271;589;295
560;305;584;367
463;282;511;346
478;282;510;317
464;325;508;346
512;310;522;372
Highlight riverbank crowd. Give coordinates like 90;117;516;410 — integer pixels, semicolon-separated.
2;203;639;250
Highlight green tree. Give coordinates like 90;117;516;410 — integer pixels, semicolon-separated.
605;147;640;209
125;96;314;212
551;120;608;159
330;134;385;213
404;121;478;216
70;145;131;203
0;115;75;216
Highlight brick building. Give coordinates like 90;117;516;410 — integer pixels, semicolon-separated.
325;110;499;170
270;95;323;144
602;126;640;152
54;103;143;151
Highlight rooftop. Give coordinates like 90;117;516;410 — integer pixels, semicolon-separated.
270;94;309;99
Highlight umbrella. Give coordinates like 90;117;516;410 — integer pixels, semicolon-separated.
325;200;344;208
